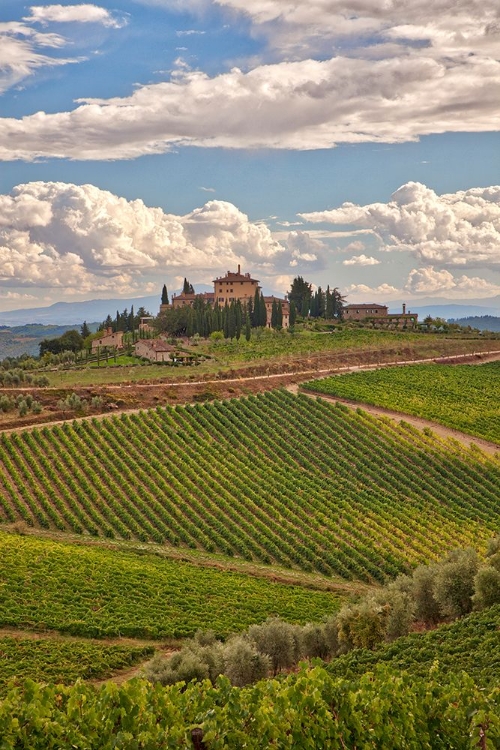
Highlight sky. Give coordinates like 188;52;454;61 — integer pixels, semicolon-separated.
1;0;500;312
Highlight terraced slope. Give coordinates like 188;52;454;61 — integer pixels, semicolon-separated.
0;391;499;581
304;362;500;443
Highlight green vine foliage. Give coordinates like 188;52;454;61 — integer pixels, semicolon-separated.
0;665;498;749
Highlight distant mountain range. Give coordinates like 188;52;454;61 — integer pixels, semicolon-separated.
389;296;500;320
1;293;500;328
0;295;161;327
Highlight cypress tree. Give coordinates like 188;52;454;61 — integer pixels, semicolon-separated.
235;300;242;340
228;301;237;339
277;302;283;329
80;321;90;339
259;293;267;327
245;317;251;341
253;288;261;327
271;299;278;329
289;301;297;327
161;284;169;305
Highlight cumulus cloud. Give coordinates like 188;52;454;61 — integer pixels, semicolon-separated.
300;182;500;270
405;267;500;296
0;181;289;298
343;254;379;266
23;5;124;28
285;230;327;269
344;282;400;299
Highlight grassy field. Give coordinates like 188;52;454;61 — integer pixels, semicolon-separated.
39;328;498;387
304;362;500;444
0;532;341;639
0;391;499;582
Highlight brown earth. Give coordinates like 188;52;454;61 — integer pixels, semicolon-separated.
1;342;499;433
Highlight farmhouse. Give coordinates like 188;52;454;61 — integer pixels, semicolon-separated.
91;328;124;353
134;339;175;362
264;296;290;329
344;303;418;329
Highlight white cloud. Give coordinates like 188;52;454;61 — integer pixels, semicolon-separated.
0;181;290;298
285;230;327;269
300;182;500;270
405;267;500;297
343;254;380;266
0;34;499;158
24;5;124;28
344;282;400;299
0;22;78;94
342;240;366;254
176;29;205;36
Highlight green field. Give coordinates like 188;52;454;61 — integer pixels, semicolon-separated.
0;391;499;582
40;328;497;387
0;637;153;692
304;362;500;443
328;604;500;687
0;533;341;638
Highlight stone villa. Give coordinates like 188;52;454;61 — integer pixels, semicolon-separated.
169;266;290;328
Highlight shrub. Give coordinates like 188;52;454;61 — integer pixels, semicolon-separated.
473;567;500;609
223;636;270;687
247;617;301;675
433;548;478;619
412;564;441;625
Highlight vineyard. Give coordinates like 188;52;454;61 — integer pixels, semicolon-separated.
0;664;498;748
328;604;500;687
0;391;499;582
0;533;340;638
304;362;500;443
0;637;153;692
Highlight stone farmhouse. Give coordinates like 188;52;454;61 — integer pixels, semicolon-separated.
168;266;290;328
134;338;175;362
343;303;418;329
91;328;124;354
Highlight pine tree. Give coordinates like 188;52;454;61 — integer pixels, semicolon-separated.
161;284;169;305
288;276;312;316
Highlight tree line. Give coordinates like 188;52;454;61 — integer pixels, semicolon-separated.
145;536;500;688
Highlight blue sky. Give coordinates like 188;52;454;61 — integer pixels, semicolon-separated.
0;1;500;310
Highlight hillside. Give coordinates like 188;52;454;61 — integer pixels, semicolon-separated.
0;532;340;639
327;604;500;687
1;391;499;582
304;361;500;443
0;324;94;360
